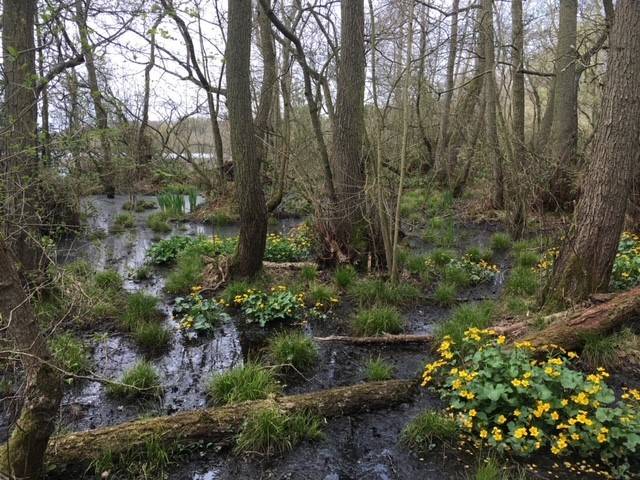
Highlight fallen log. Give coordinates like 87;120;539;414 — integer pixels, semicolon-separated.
45;380;417;466
508;286;640;351
263;261;318;270
315;334;434;345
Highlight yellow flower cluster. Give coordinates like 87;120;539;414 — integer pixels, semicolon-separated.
476;258;500;273
622;388;640;401
463;327;497;343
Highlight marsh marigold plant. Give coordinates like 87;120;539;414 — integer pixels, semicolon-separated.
421;329;640;475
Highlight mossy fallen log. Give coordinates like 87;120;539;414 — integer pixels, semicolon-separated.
314;334;434;345
44;379;417;466
499;286;640;351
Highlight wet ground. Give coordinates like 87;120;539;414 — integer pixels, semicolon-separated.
4;194;607;479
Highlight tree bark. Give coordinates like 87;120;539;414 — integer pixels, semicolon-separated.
43;380;417;467
330;0;367;260
74;0;115;198
226;0;268;278
0;240;63;479
543;0;640;307
1;0;44;272
548;0;578;209
482;0;504;209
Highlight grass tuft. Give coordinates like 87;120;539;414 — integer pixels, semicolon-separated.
208;362;280;404
164;247;204;294
267;331;318;371
364;356;393;381
349;279;420;306
147;212;172;233
234;408;323;456
49;333;92;376
505;267;539;296
490;233;512;253
436;301;495;346
107;361;163;400
433;282;457;307
132;322;171;355
111;212;135;233
401;411;458;453
581;328;639;370
121;293;161;331
352;306;404;336
334;265;357;289
94;269;122;291
300;265;318;282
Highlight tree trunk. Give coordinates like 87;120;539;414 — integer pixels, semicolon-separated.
548;0;578;210
434;0;460;184
255;0;277;162
0;240;63;479
75;0;115;198
331;0;366;260
43;380;416;467
482;0;504;209
226;0;268;278
543;0;640;307
508;0;527;238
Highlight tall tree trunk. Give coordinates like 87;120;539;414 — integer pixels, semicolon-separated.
331;0;366;260
2;0;44;272
482;0;504;209
548;0;578;210
0;240;63;479
543;0;640;307
37;22;51;166
256;0;277;162
226;0;267;277
74;0;115;197
508;0;527;238
434;0;460;184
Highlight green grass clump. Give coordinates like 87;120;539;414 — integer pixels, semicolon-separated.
111;213;135;233
514;250;539;269
208;363;280;405
300;265;318;282
442;264;472;289
205;210;237;226
466;246;493;263
220;280;253;305
404;254;428;276
94;269;122;290
147;212;172;233
581;328;639;370
436;302;495;346
490;232;512;253
49;333;92;376
306;283;337;308
132;322;171;355
234;408;323;456
107;361;163;400
429;249;456;268
121;293;162;330
349;279;420;306
133;265;153;281
503;296;531;315
505;266;539;296
364;357;393;381
401;411;458;453
352;306;404;336
433;282;457;307
267;331;318;371
423;216;455;248
91;436;170;480
164;249;204;294
334;265;357;289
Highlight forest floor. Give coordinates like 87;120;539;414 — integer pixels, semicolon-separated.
2;191;638;480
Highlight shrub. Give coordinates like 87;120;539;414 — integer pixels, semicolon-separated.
174;289;230;339
121;293;161;331
401;411;459;453
94;269;122;290
267;331;318;371
132;322;171;354
433;282;457;307
234;408;323;456
436;302;494;348
107;361;163;400
352;306;404;336
49;333;92;376
147;212;172;233
364;357;393;381
422;331;640;472
506;267;539;296
334;265;357;289
490;233;512;253
208;363;280;404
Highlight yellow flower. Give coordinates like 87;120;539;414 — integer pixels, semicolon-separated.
550;411;560;421
469;409;477;417
479;429;488;439
529;426;540;438
497;415;507;424
514;427;528;439
497;335;506;345
492;427;503;442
